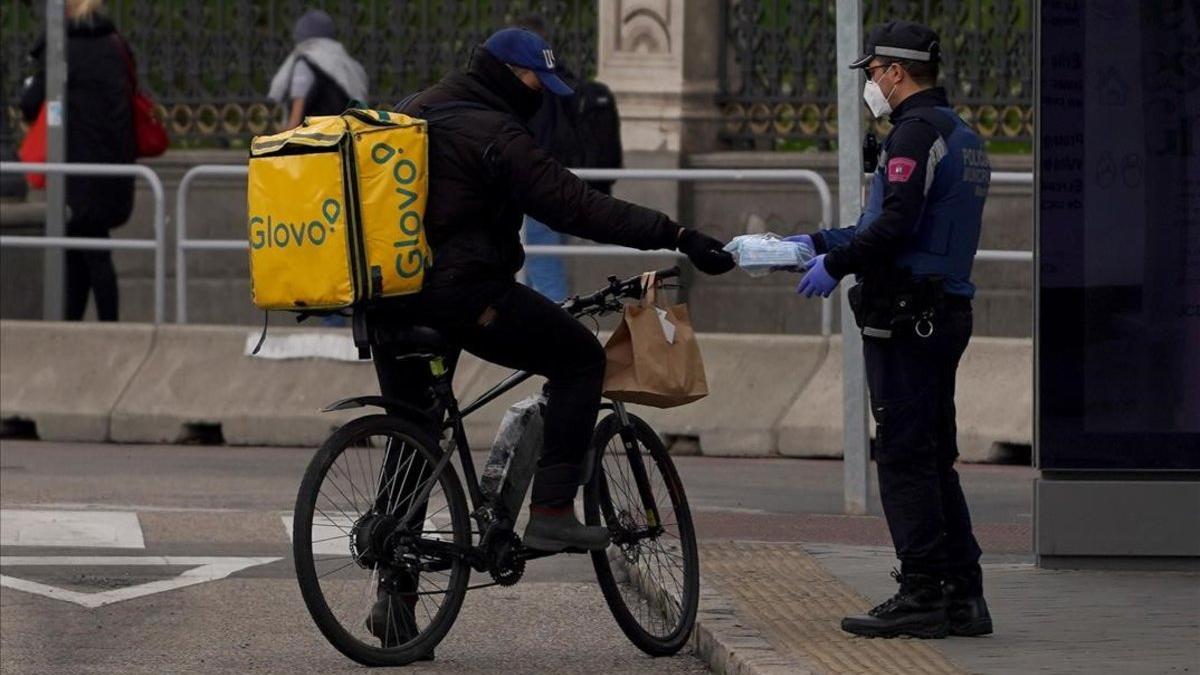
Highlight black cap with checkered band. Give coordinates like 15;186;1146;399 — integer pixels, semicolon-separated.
850;21;941;69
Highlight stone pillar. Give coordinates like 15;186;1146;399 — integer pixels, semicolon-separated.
596;0;723;219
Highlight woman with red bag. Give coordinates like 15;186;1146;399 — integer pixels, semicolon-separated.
18;0;140;322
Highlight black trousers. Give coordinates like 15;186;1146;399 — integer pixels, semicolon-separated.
65;241;118;321
373;279;606;509
863;306;983;592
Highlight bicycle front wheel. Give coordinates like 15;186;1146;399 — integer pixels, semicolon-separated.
293;414;471;666
584;411;700;656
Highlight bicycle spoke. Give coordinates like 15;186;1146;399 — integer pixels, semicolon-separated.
299;424;469;656
317;558;361;579
591;420;697;646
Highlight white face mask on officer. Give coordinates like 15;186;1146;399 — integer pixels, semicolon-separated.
863;65;898;118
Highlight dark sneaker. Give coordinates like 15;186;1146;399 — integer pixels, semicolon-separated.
522;507;610;552
841;570;949;639
947;595;993;636
365;572;434;660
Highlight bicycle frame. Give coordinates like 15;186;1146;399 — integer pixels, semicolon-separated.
393;352;663;553
387;267;683;555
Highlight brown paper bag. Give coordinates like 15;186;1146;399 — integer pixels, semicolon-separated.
603;272;709;408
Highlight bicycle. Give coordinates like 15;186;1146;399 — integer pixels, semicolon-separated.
292;266;701;667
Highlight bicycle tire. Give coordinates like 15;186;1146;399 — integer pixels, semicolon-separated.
584;412;700;656
293;414;470;666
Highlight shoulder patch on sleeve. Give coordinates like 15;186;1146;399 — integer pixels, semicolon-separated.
886;156;918;183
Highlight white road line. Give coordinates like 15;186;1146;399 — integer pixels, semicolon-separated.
282;512;448;556
6;503;252;514
282;514;356;555
0;510;145;549
0;556;281;608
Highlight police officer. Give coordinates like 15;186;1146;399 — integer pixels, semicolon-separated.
788;21;993;639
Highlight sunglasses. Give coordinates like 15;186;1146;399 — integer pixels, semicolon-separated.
864;63;895;82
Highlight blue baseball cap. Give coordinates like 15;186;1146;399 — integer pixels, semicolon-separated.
482;27;574;97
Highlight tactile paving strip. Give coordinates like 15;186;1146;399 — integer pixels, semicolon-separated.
702;541;963;675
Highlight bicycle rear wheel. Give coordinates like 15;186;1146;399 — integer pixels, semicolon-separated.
584;411;700;656
293;414;470;666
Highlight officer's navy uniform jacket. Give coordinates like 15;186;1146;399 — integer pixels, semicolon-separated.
811;88;990;297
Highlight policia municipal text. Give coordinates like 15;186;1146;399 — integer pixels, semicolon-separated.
790;21;993;639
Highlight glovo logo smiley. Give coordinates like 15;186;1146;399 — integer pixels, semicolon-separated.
371;141;425;279
249;199;340;250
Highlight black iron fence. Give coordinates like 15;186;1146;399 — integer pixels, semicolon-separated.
1;0;596;147
719;0;1034;148
2;1;1033;151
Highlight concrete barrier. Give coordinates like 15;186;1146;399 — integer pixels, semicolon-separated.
778;336;1033;462
0;321;153;441
109;326;480;446
1;321;1032;459
956;337;1033;461
630;334;828;456
778;337;845;458
110;325;372;445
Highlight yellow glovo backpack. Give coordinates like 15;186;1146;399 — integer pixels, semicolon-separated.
246;108;432;315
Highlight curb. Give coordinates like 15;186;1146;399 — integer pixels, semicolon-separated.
690;583;817;675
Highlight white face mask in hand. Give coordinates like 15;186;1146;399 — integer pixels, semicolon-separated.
863;67;898;118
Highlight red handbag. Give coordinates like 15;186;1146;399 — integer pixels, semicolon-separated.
114;34;168;157
17;103;48;189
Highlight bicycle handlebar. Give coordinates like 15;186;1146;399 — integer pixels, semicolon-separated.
564;265;681;316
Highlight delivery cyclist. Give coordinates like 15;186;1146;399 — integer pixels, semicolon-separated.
364;26;732;644
788;21;992;639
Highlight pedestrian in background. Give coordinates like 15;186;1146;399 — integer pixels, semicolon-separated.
788;22;993;639
269;8;367;327
512;14;624;303
19;0;136;321
269;8;368;130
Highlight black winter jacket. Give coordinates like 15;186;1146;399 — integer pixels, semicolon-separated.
20;15;136;234
397;48;678;285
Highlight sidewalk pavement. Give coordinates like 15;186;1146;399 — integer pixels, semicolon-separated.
692;541;1200;675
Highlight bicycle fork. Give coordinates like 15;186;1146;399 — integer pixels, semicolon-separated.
612;403;664;531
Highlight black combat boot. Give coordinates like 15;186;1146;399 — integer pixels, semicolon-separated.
365;569;434;659
944;569;993;636
841;569;949;639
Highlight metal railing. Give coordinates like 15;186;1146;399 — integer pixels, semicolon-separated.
859;170;1035;263
0;161;167;323
173;164;247;324
175;166;837;330
977;171;1034;261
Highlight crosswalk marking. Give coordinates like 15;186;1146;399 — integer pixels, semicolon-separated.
0;556;280;608
0;510;145;549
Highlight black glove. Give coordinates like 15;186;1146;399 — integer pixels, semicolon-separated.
677;228;735;275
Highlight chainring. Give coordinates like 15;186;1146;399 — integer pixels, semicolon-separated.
488;531;526;586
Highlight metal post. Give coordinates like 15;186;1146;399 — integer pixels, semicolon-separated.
43;0;67;320
836;0;870;515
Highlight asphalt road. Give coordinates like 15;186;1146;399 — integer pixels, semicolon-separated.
0;439;1035;674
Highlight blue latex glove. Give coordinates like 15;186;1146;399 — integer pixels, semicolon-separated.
796;254;839;298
